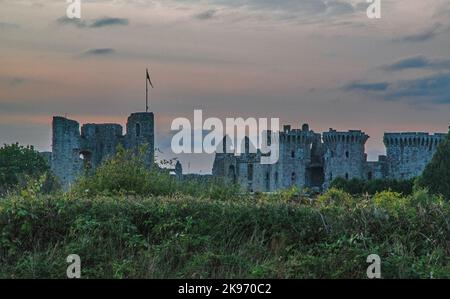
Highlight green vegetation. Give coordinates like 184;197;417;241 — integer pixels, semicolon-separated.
330;178;414;196
70;145;244;201
0;143;58;196
1;188;449;278
0;145;449;278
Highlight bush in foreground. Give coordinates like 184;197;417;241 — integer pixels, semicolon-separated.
0;189;448;279
330;178;414;196
70;146;244;201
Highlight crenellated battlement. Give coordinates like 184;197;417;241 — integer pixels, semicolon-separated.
212;120;449;192
321;129;369;186
383;132;447;180
323;129;369;144
384;132;446;148
280;123;315;144
52;112;448;192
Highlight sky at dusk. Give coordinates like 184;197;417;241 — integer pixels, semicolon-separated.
1;0;450;173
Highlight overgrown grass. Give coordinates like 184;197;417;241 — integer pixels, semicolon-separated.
1;188;449;279
69;145;245;201
330;178;414;196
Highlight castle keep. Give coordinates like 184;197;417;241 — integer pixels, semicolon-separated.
212;124;447;192
51;112;154;188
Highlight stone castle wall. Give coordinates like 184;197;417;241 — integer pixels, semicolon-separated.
49;111;447;192
384;133;447;180
212;124;447;192
212;124;319;192
51;117;83;189
51;112;154;189
277;125;315;190
322;130;369;188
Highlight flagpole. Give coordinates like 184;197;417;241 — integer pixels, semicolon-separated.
146;69;148;113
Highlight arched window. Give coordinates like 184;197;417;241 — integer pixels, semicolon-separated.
345;151;349;158
330;172;333;181
345;173;349;180
291;150;295;158
136;123;141;137
291;172;296;184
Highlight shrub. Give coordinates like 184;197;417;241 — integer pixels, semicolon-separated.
70;145;159;197
316;188;353;206
330;178;414;196
1;192;449;278
373;190;404;206
330;178;364;194
0;143;58;196
70;146;243;201
409;188;443;206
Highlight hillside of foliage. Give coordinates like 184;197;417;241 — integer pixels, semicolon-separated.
0;189;449;278
0;142;449;278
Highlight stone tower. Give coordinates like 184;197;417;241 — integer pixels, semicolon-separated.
211;123;320;192
212;135;246;186
384;132;447;180
323;129;369;187
277;124;315;190
51;112;155;189
51;117;83;188
125;112;155;167
211;121;448;192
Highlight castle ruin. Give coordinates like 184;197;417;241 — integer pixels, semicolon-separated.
212;124;447;192
49;111;447;192
51;112;155;188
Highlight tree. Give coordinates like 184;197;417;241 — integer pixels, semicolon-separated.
0;143;50;195
416;127;450;200
71;145;177;197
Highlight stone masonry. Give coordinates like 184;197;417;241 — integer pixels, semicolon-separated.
51;112;154;189
49;111;447;192
212;123;448;192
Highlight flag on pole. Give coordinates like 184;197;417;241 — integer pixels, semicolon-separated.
146;68;154;88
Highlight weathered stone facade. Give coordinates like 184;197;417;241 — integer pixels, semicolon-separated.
49;110;447;192
212;124;324;192
212;124;447;192
384;132;447;180
322;129;369;187
51;112;154;189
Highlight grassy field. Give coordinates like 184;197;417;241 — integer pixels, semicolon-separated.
1;188;449;279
